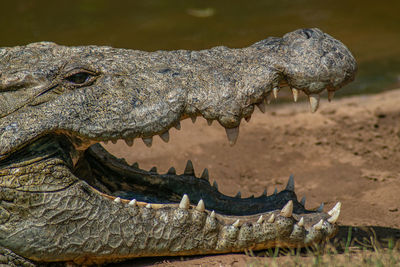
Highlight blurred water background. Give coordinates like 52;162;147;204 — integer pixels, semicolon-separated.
1;0;399;97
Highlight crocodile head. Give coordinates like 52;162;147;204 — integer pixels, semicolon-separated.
0;28;356;265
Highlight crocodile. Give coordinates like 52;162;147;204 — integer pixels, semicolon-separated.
0;28;356;266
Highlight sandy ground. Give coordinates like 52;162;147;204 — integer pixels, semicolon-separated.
104;89;400;266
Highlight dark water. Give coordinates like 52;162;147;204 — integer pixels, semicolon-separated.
1;0;399;96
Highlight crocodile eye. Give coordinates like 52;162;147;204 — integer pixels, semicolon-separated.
302;29;313;39
65;72;91;85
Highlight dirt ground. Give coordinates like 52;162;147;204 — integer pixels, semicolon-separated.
104;89;400;266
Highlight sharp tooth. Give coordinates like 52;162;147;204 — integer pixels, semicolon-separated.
111;139;117;144
280;200;293;218
159;131;169;143
300;196;306;206
149;167;157;173
114;197;121;203
313;219;323;230
207;119;213;126
298;217;304;227
235;191;241;198
327;202;341;223
174;122;181;130
128;199;137;206
201;168;209;181
267;213;275;223
131;162;139;168
257;101;266;113
191;116;197;123
225;127;239;146
308;94;320;113
213;181;218;190
291;88;300;102
273;187;277;195
184;160;194;175
210;210;215;218
285;174;295;192
317;203;324;212
179;194;190;209
146;203;152;209
125;139;134;146
167;167;176;174
142;137;153;147
262;188;267;196
328;91;335;102
245;116;251;122
257;215;263;224
196;199;205;212
328;202;342;216
273;87;279;99
103;140;109;145
232;219;240;227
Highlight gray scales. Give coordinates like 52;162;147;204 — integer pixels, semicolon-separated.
0;28;356;266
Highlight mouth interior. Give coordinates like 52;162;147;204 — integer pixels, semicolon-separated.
72;138;312;216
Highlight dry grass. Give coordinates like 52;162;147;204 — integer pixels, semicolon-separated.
246;226;400;267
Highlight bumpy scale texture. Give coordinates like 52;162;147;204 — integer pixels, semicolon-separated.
0;28;356;265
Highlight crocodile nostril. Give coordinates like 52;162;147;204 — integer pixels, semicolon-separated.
302;29;313;39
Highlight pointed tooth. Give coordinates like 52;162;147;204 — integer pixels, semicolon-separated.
317;203;324;212
114;197;121;203
146;203;152;209
179;194;190;209
191;116;197;123
273;187;278;195
131;162;139;168
175;122;181;130
201;168;209;181
167;167;176;174
257;215;263;224
129;199;137;206
111;139;117;144
328;91;335;102
267;213;275;223
300;196;306;206
273;87;279;99
196;199;205;212
327;203;341;223
328;210;340;224
142;137;153;147
313;219;324;230
235;191;241;198
245;116;251;122
184;160;194;175
280;200;293;218
262;188;267;196
328;202;342;216
257;101;266;113
207;119;213;126
125;139;134;146
298;217;304;227
149;167;157;173
232;219;240;228
103;140;109;145
308;94;320;113
291;88;300;102
225;127;239;146
210;210;215;218
285;174;295;192
213;181;218;190
159;131;170;143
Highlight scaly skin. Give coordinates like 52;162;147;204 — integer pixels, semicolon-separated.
0;28;356;266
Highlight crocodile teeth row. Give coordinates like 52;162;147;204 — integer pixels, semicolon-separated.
112;192;341;229
111;88;335;148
